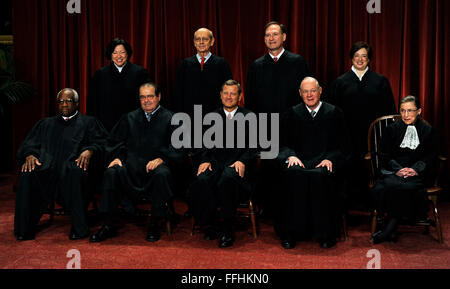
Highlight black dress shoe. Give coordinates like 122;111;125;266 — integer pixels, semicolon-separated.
218;233;234;248
146;222;161;242
69;228;89;240
281;239;296;249
204;226;219;240
17;234;35;241
371;230;388;244
319;239;336;249
89;225;117;242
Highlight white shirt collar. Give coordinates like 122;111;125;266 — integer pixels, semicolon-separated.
305;101;322;116
196;52;212;63
224;107;238;119
62;110;78;121
114;62;127;73
269;48;285;60
351;65;369;81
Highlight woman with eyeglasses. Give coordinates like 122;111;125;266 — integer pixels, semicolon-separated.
371;95;439;244
327;41;397;210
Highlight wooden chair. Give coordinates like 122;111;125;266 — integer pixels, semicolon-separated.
365;115;446;243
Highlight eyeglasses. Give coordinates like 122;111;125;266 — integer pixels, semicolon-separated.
400;108;419;114
57;99;74;104
300;89;319;94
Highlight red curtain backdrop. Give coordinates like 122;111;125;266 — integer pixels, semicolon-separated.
11;0;449;177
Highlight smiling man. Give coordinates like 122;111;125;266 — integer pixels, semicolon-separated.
14;88;108;241
275;77;348;249
90;83;184;243
189;80;258;248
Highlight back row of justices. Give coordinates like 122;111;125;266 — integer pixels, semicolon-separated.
14;21;401;249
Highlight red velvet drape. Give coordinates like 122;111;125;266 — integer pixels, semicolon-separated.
11;0;449;177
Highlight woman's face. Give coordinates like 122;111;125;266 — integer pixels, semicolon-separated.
352;48;370;71
111;44;128;67
400;101;421;125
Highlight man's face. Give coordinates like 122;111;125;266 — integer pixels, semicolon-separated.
352;48;370;71
300;80;322;110
194;29;214;55
58;90;78;117
264;24;286;52
111;44;128;67
220;85;241;111
139;86;161;114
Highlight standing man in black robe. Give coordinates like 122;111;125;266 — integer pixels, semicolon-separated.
245;21;310;218
88;38;151;132
172;27;233;209
90;83;183;243
173;27;232;117
189;80;258;248
14;88;108;241
276;77;347;249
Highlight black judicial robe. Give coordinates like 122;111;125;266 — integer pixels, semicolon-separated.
245;50;310;114
88;62;151;131
327;69;396;159
190;106;259;225
278;102;347;169
105;107;183;194
17;113;108;176
372;119;439;219
276;102;347;240
173;55;232;116
15;113;108;236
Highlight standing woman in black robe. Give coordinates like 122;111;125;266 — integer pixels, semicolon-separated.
88;38;151;131
327;41;397;208
371;95;439;244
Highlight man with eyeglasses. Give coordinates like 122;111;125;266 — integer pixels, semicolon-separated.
275;77;348;249
14;88;108;241
90;83;184;243
172;28;233;216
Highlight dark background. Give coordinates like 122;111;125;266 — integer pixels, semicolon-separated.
4;0;449;194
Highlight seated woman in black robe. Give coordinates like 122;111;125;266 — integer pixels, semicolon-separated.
371;95;439;244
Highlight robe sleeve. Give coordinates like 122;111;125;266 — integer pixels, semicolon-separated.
80;117;109;158
16;119;45;165
105;114;129;164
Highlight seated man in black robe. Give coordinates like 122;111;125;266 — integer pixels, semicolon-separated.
15;88;108;241
276;77;347;249
90;82;183;243
189;80;258;248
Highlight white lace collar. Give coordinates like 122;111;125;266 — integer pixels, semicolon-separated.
400;125;420;150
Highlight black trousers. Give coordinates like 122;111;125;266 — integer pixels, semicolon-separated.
275;165;339;241
372;174;428;220
190;166;247;227
14;163;90;237
99;164;174;225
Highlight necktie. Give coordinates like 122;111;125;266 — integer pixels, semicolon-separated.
273;57;278;62
311;110;316;118
146;113;151;122
201;57;205;71
227;113;232;120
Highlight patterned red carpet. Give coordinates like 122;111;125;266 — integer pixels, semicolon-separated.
1;174;449;269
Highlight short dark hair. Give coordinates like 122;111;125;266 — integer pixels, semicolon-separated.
139;82;161;97
349;41;372;60
264;21;287;35
221;79;242;95
105;38;133;60
400;95;421;109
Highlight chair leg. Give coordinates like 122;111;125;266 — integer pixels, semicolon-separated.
342;214;349;241
248;199;257;239
190;216;196;236
371;210;378;234
166;219;172;236
430;196;444;244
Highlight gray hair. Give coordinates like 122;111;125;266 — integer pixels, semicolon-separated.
221;79;242;95
299;77;321;90
57;88;79;102
194;28;214;40
400;95;421;109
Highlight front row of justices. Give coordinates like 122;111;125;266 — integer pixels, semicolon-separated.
14;78;438;250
